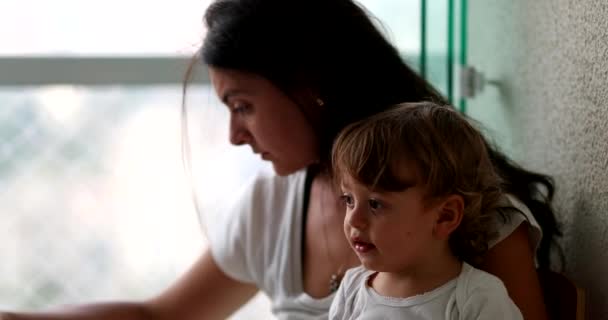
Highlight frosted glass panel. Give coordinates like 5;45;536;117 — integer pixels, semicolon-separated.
358;0;421;69
462;2;516;156
425;0;450;97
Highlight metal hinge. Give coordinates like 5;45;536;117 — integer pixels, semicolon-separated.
459;66;500;99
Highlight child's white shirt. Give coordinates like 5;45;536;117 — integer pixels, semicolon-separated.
329;263;523;320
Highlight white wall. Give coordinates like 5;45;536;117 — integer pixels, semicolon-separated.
465;1;608;318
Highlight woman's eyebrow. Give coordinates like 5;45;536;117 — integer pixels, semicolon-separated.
221;89;248;104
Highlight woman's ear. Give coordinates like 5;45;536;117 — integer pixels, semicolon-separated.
292;87;325;127
433;195;464;240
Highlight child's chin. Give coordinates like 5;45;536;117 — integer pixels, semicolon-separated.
360;259;381;271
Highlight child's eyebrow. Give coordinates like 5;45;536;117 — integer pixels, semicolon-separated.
399;179;417;189
373;179;417;193
339;179;354;190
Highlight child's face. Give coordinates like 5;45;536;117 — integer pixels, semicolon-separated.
340;172;444;274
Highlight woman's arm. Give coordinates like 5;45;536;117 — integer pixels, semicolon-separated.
480;224;548;320
147;249;259;319
1;251;258;320
0;303;151;320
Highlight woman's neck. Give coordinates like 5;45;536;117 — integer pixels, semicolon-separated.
301;167;360;297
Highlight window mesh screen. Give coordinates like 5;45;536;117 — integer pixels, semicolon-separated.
0;85;272;318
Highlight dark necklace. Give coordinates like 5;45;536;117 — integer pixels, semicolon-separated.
329;273;342;293
319;180;345;294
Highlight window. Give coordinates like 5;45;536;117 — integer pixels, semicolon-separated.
0;0;208;56
0;85;272;318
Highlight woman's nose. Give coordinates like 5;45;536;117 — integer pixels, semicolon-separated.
229;116;250;146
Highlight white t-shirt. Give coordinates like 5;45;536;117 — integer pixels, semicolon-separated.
328;263;523;320
208;170;542;319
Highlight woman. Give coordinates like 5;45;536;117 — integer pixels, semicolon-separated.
1;0;559;319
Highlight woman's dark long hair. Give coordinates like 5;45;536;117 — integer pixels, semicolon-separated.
190;0;561;268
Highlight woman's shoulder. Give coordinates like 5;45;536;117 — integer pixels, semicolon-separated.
495;194;541;230
207;168;308;235
250;169;307;195
244;169;307;212
490;193;543;255
206;169;308;286
497;194;533;217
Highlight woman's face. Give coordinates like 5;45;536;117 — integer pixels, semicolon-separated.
209;67;320;176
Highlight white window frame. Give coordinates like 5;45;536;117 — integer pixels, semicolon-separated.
0;56;209;86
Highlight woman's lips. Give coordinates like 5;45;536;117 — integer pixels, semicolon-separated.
352;239;376;253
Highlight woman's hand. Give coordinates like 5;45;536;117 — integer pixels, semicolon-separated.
0;250;258;320
145;250;259;319
0;312;14;320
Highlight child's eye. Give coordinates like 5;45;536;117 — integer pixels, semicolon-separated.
368;198;383;212
340;194;354;208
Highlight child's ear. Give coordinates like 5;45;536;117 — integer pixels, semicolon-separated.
433;195;464;240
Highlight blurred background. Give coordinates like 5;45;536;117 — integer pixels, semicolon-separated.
2;0;608;318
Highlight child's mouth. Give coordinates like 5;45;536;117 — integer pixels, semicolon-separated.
352;240;376;253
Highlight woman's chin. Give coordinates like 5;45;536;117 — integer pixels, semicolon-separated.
271;162;306;176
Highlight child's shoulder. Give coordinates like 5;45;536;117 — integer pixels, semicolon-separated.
457;263;507;294
341;266;374;292
343;265;371;278
453;264;523;318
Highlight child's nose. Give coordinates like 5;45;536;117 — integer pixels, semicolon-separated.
346;206;368;230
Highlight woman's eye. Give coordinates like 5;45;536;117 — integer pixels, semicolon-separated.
340;194;354;208
231;103;251;114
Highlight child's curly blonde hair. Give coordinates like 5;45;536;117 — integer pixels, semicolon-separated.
332;101;503;265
